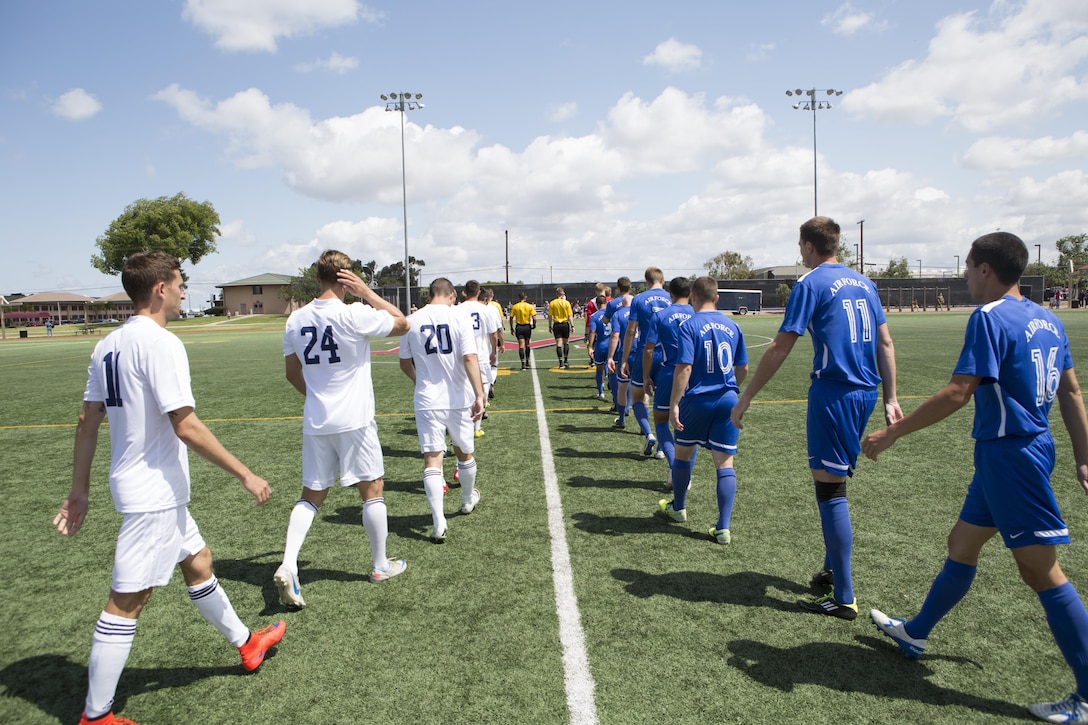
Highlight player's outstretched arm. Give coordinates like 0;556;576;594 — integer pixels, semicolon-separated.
876;323;904;425
862;374;978;461
731;331;798;429
1056;367;1088;495
669;364;692;431
55;401;106;536
169;407;271;505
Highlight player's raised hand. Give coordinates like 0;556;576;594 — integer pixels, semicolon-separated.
336;269;370;297
54;494;88;536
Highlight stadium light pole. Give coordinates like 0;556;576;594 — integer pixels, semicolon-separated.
954;254;960;276
857;219;864;275
786;87;843;217
917;259;922;278
1035;244;1041;265
381;92;425;312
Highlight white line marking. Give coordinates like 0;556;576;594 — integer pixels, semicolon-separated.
530;364;599;724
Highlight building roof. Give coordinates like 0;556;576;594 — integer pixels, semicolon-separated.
217;273;294;289
16;291;97;304
97;291;132;303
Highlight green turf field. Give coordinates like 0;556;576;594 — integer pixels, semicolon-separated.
3;310;1088;724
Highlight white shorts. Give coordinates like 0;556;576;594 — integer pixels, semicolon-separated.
112;506;206;593
302;421;385;489
478;360;493;388
488;363;498;385
416;408;474;455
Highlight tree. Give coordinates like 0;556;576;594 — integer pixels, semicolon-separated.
870;256;912;279
92;193;220;275
776;282;792;308
704;251;754;280
838;245;857;270
280;258;382;306
375;256;426;287
1055;233;1088;289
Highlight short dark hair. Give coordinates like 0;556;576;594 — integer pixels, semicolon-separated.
518;291;527;301
595;294;606;307
615;276;631;294
690;276;718;306
430;277;455;298
668;276;691;299
464;280;481;298
316;250;352;286
122;250;181;305
799;216;841;256
968;232;1028;285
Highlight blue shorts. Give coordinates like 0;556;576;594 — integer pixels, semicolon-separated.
629;346;647;386
653;366;676;411
592;342;610;366
806;380;877;478
676;390;740;454
959;433;1069;548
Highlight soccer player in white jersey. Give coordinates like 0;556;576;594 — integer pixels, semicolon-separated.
863;233;1088;723
399;278;487;542
53;250;285;725
276;250;410;611
481;287;505;399
732;216;902;620
459;280;501;436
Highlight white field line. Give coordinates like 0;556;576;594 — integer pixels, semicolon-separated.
530;363;599;725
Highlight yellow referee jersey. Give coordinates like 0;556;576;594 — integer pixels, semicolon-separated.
547;297;573;323
511;301;536;325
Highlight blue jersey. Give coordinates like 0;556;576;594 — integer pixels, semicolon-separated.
781;263;886;388
611;306;632;363
602;296;624;324
678;311;748;397
646;302;694;368
630;288;672;352
590;308;612;359
955;296;1073;441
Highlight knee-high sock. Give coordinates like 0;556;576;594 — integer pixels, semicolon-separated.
423;468;447;531
595;367;604;395
1039;582;1088;699
457;458;478;504
189;576;248;646
817;496;854;604
282;499;318;573
609;372;618;404
672;458;694;511
715;468;737;531
556;345;563;363
362;496;389;568
905;558;976;639
562;343;569;362
655;421;674;468
85;612;137;719
633;401;651;436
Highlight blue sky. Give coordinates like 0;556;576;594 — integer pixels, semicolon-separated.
2;0;1087;310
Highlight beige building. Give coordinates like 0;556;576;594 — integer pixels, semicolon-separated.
5;291;135;325
217;273;297;316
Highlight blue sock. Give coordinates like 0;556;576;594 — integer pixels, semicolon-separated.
617;403;627;424
715;468;736;531
1039;582;1088;698
672;458;694;510
817;496;854;604
609;373;618;404
906;558;976;639
595;368;604;395
633;401;651;436
655;421;674;467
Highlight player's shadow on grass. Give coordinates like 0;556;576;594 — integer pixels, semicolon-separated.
612;568;809;613
213;553;369;615
554;445;646;460
0;653;241;724
726;637;1023;719
573;513;714;541
567;475;663;492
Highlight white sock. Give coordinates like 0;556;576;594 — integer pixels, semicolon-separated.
361;497;388;569
423;468;447;531
188;576;248;647
458;458;478;504
85;611;136;718
282;499;317;573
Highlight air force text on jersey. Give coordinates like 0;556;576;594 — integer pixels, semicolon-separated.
827;276;872;296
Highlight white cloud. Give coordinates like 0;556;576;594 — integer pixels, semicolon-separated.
643;38;704;72
548;102;578;123
51;88;102;121
295;51;359;74
746;42;776;62
842;0;1088;131
821;4;888;36
182;0;378;52
219;219;259;247
963;130;1088;170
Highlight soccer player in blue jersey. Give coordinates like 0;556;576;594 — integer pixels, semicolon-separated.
732;216;902;620
862;232;1088;723
586;295;611;400
607;295;633;428
659;276;748;543
644;277;695;480
622;267;673;457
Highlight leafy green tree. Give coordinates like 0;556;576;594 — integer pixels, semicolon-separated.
776;282;791;308
704;251;754;280
838;245;857;270
376;256;426;287
92;193;220;275
280;258;381;305
1054;234;1088;289
871;256;912;278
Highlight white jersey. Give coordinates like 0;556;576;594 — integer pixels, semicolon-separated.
399;303;476;410
283;297;396;435
459;299;501;364
84;315;195;514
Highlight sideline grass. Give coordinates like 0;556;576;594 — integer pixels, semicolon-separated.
2;311;1088;723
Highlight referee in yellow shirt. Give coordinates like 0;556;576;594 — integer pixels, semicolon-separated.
510;292;536;370
547;287;575;368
